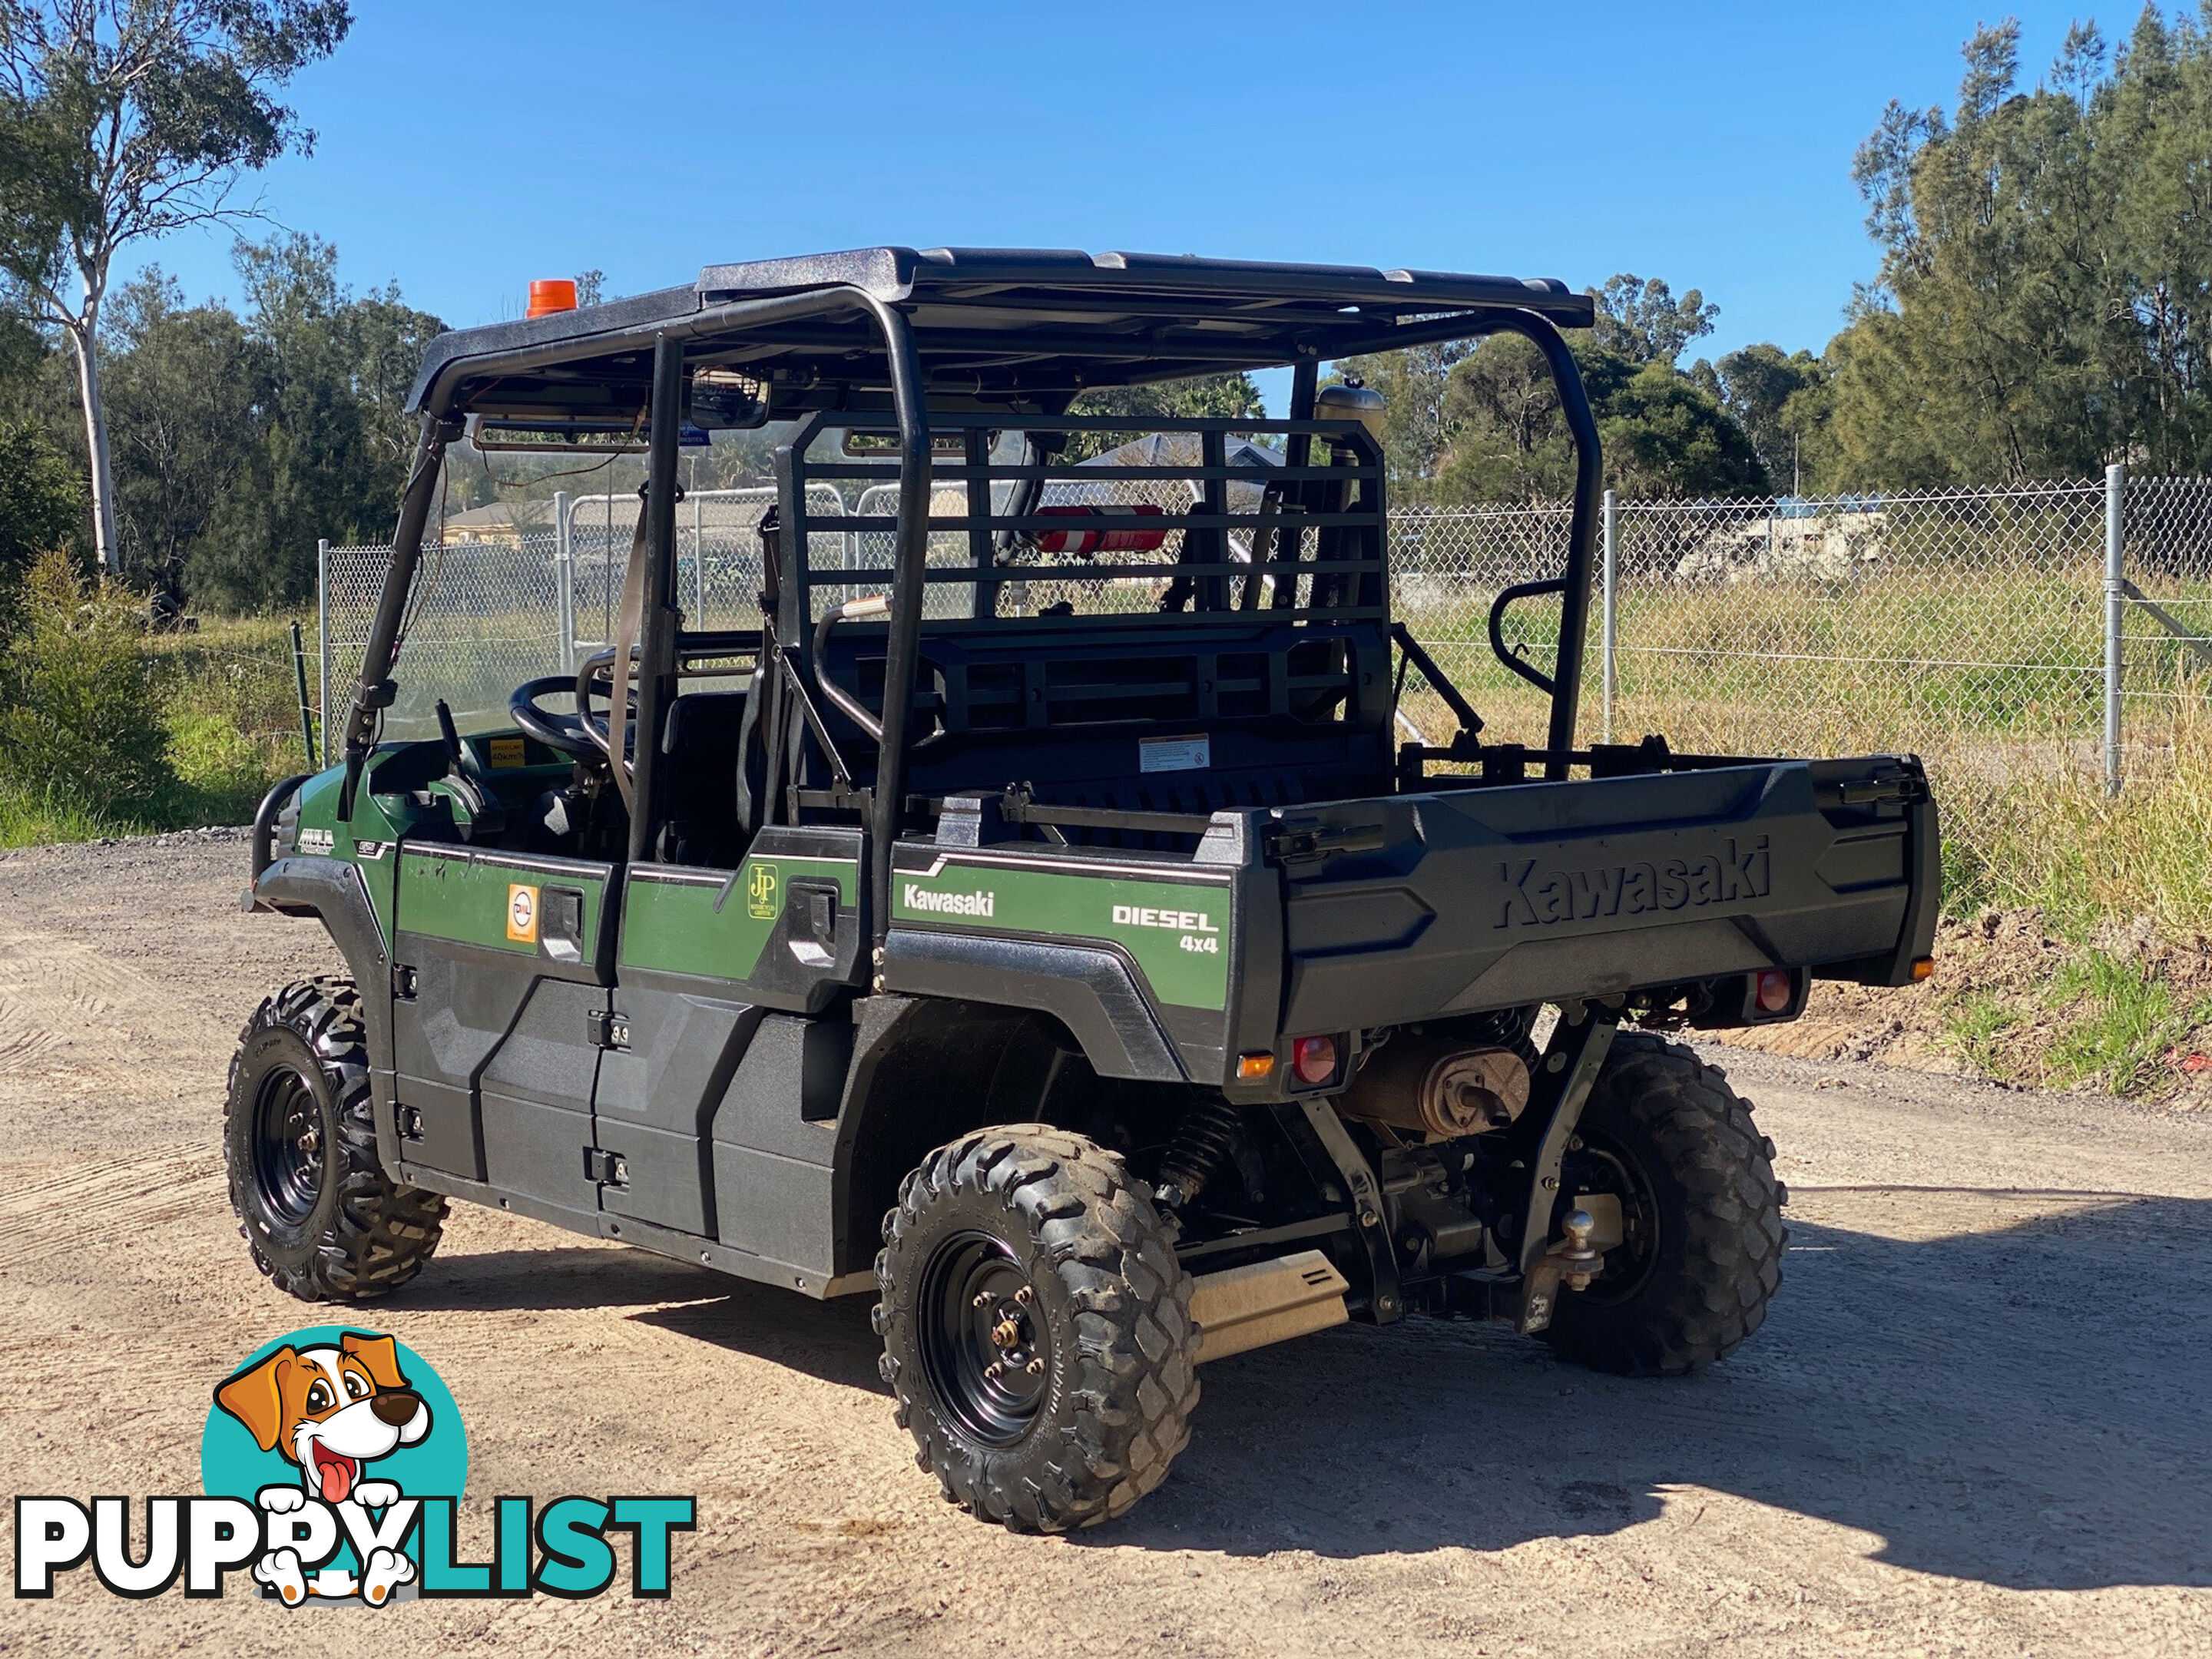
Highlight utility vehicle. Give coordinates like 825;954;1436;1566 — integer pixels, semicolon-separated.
233;247;1939;1532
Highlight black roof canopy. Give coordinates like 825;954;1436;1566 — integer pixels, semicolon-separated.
409;246;1595;422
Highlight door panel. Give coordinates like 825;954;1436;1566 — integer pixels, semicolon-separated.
390;841;615;1197
593;992;763;1237
709;1013;850;1280
617;828;865;1012
478;980;604;1222
604;828;865;1259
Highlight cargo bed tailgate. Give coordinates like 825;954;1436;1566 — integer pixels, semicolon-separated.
1273;757;1935;1031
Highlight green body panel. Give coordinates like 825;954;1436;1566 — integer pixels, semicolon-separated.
893;856;1233;1011
289;766;401;947
621;855;858;980
395;847;610;957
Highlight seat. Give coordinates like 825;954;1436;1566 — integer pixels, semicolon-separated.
657;690;752;866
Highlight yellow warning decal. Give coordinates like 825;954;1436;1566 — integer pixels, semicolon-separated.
506;882;540;944
488;735;527;770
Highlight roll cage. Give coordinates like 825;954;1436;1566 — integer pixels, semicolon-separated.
340;247;1605;942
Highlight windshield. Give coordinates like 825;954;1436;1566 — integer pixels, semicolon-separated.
363;426;793;740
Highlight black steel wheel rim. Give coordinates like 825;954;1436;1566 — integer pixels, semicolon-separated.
917;1231;1052;1447
1561;1138;1661;1305
251;1064;324;1228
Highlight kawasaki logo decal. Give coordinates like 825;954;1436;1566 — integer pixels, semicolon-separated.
1495;836;1770;929
902;882;995;918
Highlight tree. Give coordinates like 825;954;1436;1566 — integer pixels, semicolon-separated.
0;414;78;619
1416;270;1768;505
0;0;351;574
1591;273;1719;366
1714;342;1826;491
97;272;256;593
184;234;440;611
1813;15;2212;487
1432;333;1598;502
1596;358;1769;499
1332;341;1475;502
1062;369;1265;460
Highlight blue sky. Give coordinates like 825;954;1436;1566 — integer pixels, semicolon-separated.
135;0;2130;405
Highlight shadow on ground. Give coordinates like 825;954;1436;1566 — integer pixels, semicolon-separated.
415;1192;2212;1592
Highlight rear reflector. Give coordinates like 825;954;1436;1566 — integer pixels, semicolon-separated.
1912;955;1936;982
1756;969;1793;1014
1237;1051;1275;1080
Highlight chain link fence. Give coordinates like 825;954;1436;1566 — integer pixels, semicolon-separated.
320;472;2212;783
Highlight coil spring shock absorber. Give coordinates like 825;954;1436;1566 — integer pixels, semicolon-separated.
1155;1097;1242;1213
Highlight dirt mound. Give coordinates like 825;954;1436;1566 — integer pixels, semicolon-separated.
1711;909;2212;1105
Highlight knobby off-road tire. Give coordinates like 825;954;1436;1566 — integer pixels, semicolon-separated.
224;977;447;1301
1539;1034;1785;1376
873;1124;1201;1532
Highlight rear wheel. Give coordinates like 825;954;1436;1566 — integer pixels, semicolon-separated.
1538;1034;1784;1376
874;1124;1200;1532
224;978;447;1302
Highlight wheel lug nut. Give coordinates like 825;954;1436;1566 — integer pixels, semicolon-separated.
1025;1357;1045;1376
972;1291;992;1308
984;1360;1005;1381
1014;1285;1034;1306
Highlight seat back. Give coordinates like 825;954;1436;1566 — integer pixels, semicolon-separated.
658;690;752;866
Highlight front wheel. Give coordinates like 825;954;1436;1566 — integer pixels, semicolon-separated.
1538;1034;1785;1376
873;1125;1200;1532
224;978;448;1302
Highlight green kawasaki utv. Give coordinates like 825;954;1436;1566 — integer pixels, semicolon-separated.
233;247;1939;1531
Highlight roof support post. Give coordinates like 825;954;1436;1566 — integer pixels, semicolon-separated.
629;331;686;866
1489;311;1602;777
861;297;930;946
339;412;456;818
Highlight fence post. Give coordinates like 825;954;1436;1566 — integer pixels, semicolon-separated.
553;490;576;676
693;482;706;622
1601;488;1618;743
316;538;331;768
2104;462;2125;796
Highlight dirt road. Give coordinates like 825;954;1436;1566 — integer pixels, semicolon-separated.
2;832;2208;1657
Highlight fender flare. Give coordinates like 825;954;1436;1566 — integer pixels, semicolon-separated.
252;856;401;1171
250;773;312;883
877;929;1185;1083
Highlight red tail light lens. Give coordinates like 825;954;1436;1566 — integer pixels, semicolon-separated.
1757;969;1793;1013
1291;1035;1340;1086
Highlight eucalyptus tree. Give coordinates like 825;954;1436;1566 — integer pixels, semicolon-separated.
0;0;349;572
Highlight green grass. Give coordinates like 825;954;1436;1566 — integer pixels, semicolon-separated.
1944;990;2022;1081
2045;952;2212;1094
0;783;141;847
0;603;316;850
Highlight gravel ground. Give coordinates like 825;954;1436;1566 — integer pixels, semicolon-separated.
2;832;2208;1657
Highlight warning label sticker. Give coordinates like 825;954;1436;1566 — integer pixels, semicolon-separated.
507;882;540;944
1140;734;1210;773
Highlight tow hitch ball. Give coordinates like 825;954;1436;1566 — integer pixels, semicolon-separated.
1520;1209;1604;1334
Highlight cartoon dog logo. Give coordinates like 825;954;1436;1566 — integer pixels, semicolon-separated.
213;1332;429;1605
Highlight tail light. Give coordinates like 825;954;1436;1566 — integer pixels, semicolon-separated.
1756;969;1793;1014
1291;1035;1340;1087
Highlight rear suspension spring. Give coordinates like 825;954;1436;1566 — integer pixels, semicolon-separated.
1156;1098;1242;1212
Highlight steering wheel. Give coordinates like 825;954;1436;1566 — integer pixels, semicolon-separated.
509;674;611;762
